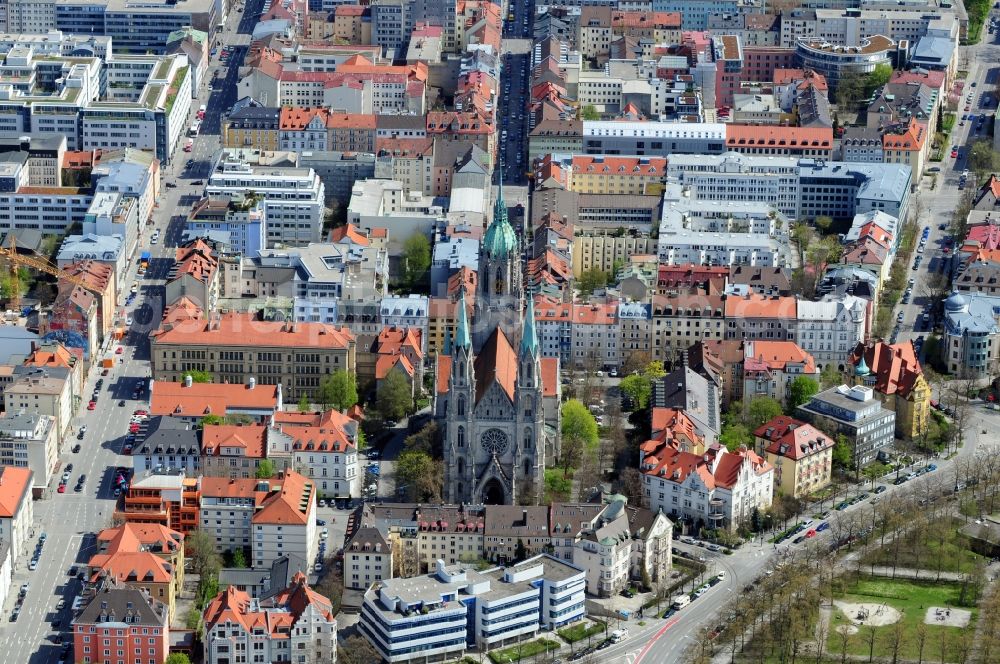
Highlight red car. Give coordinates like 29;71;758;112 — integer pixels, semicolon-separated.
128;425;140;433
115;346;124;354
806;529;817;538
951;150;959;158
133;410;148;416
123;444;133;454
87;401;96;410
57;484;66;493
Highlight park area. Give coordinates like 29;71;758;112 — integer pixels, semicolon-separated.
861;516;989;574
825;578;978;663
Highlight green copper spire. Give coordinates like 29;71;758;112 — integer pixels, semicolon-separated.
483;170;517;259
854;354;869;376
454;291;471;349
443;325;453;355
520;296;538;357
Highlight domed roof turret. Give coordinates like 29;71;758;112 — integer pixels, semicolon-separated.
854;355;869;376
484;174;517;259
944;291;968;313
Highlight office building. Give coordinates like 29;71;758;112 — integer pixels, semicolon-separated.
797;384;895;467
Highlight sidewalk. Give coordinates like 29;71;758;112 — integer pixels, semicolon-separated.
861;565;967;581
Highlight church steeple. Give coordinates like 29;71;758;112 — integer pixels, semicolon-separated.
454;289;471;349
520;296;539;358
482;171;517;260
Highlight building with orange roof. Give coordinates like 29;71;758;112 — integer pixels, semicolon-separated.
149;378;281;424
203;573;336;664
359;326;425;400
333;3;371;43
198;477;267;556
882;118;930;182
0;466;33;558
327;113;377;152
273;411;361;499
201;424;270;479
725;124;833;157
252;470;318;569
117;473;200;535
534;296;620;370
49;259;116;362
725;292;797;341
150;313;356;402
23;341;83;396
640;439;772;532
88;523;185;619
166;238;219;311
278;107;332;152
753;416;833;498
741;340;820;407
848;340;930;438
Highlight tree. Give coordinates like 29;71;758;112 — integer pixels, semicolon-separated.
969;138;1000;176
255;459;275;479
337;635;381;664
820;364;842;389
319;369;358;412
747;396;783;430
198;414;224;428
832;434;854;470
166;655;192;664
397;449;442;501
560;399;599;477
577;268;609;295
620;373;653;411
297;394;310;412
834;70;867;112
184;370;212;383
788;376;819;410
402;232;431;291
580;104;600;120
815;215;834;233
866;62;892;90
232;548;247;568
720;422;752;451
403;421;438;455
184;530;222;581
374;370;413;422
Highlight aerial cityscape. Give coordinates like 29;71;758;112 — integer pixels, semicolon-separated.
0;0;999;661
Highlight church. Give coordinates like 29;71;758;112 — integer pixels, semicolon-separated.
434;186;562;505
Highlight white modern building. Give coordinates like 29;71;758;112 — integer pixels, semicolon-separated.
206;157;326;246
0;413;57;492
360;555;586;663
251;471;318;570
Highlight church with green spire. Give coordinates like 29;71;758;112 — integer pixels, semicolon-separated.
433;180;562;506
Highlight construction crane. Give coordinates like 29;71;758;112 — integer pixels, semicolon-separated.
0;235;99;311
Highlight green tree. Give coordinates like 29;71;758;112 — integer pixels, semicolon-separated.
232;548;247;568
166;655;192;664
820;364;842;389
620;373;653;411
720;422;752;451
815;215;834;233
403;421;438;455
255;459;275;479
560;399;599;477
184;370;213;383
834;70;867;112
747;396;783;430
969;138;1000;176
184;529;222;582
580;104;600;120
577;267;609;295
788;376;820;410
866;62;892;90
402;232;431;291
319;369;358;412
298;394;310;412
374;369;413;422
198;414;224;428
397;449;442;501
338;636;381;664
832;434;854;470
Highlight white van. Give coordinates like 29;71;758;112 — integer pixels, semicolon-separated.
672;594;691;609
610;628;629;643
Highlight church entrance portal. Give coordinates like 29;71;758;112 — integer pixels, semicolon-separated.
482;478;506;505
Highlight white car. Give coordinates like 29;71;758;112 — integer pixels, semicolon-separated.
320;528;329;539
126;317;133;326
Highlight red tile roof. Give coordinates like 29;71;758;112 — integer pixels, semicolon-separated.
726;124;832;149
0;467;32;517
253;470;314;526
743;341;816;374
202;424;268;459
150;381;280;418
848;340;924;399
753;415;833;460
152;313;354;350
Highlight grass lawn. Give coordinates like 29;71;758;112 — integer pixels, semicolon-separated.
558;621;606;644
861;518;987;574
826;578;977;663
488;638;561;663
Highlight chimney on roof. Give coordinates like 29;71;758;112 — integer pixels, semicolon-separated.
522;509;528;526
248;376;256;390
184;375;193;388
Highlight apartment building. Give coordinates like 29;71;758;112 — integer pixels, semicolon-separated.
206;157;326;246
3;372;73;437
848;340;930;438
534;297;619;370
186;195;266;258
360;556;585;663
343;521;393;591
639;441;772;531
251;471;318;570
650;292;726;367
0;466;33;560
87;523;185;621
72;583;170;664
271;409;362;499
203;575;337;664
117;473;200;535
223;106;281;151
150;313;356;402
742;340;820;407
795;295;869;369
0;413;57;491
41;0;218;52
797;385;895;467
571;233;657;278
200;424;270;479
794;36;898;90
753;416;833;498
199;477;261;557
940;291;1000;377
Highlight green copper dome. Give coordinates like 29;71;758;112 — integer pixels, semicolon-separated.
854;355;869;376
484;175;517;258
